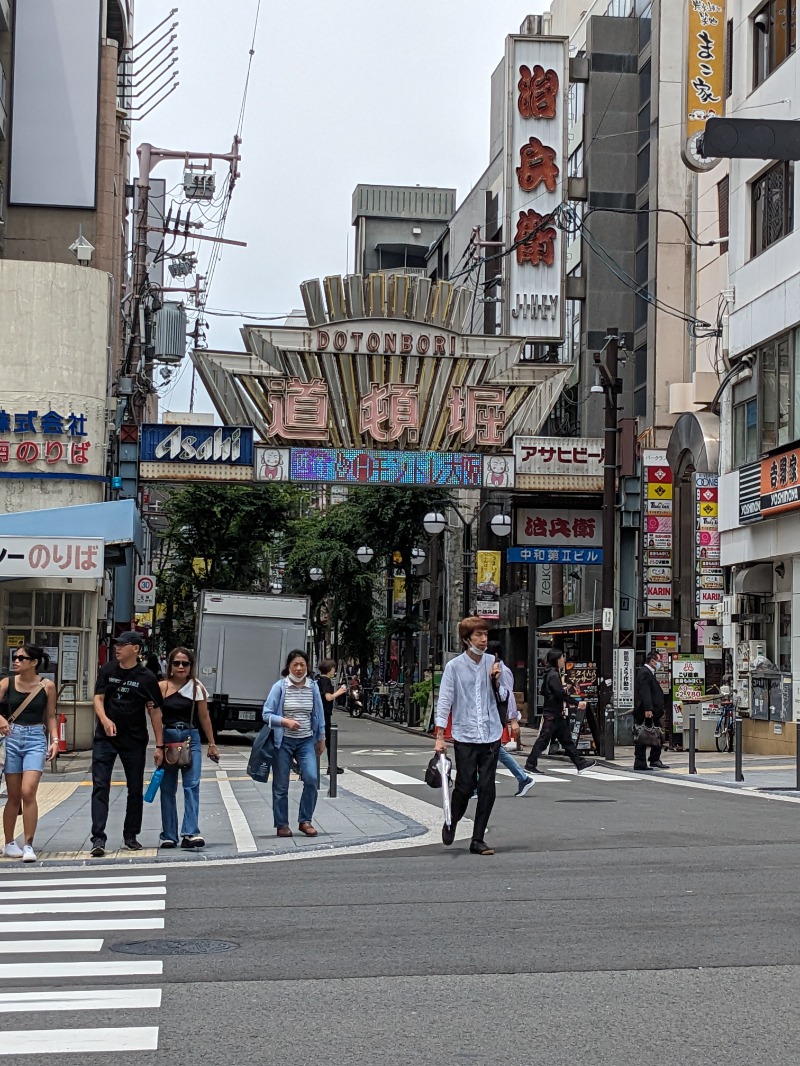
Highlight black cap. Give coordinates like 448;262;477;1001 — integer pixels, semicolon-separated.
113;630;144;647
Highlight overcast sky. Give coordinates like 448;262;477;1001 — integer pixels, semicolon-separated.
134;0;547;416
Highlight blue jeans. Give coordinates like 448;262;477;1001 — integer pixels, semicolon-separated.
271;734;318;828
159;727;202;841
498;744;527;784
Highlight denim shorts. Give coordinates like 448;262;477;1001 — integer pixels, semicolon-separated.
2;724;47;774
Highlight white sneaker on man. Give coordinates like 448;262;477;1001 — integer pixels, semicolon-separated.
22;845;37;863
3;841;23;859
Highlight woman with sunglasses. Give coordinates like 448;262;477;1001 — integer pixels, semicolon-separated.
0;645;58;862
157;648;218;850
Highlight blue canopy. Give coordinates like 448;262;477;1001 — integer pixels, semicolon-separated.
0;499;144;557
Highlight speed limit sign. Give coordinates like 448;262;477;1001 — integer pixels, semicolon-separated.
134;574;156;610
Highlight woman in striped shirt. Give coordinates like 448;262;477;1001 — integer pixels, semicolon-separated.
262;650;326;838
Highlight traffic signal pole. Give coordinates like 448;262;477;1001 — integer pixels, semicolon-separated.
596;329;620;759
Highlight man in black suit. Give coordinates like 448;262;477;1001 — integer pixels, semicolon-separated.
633;651;669;771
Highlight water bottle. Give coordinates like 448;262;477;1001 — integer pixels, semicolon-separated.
144;767;164;803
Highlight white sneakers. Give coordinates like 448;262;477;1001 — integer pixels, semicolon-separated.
3;841;36;862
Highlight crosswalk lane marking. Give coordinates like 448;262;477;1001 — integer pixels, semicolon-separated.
0;899;165;915
0;989;162;1014
0;876;165;889
0;961;162;979
362;769;425;786
0;1027;159;1054
0;939;103;954
547;767;639;782
0;886;166;901
215;770;258;852
496;769;566;783
0;917;164;933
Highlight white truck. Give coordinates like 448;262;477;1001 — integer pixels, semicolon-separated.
194;590;310;735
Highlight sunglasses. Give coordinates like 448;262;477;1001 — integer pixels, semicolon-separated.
171;660;191;668
12;655;34;662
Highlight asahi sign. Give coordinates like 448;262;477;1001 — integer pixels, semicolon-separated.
139;424;255;483
503;33;568;342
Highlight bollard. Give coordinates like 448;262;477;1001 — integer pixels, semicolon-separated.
796;720;800;792
316;751;321;790
604;707;615;761
734;717;744;782
689;713;697;775
328;723;339;798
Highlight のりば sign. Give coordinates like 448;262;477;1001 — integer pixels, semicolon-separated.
0;537;104;578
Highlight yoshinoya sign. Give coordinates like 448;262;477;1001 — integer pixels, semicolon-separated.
503;33;568;342
139;425;254;482
0;536;104;578
759;444;800;517
513;436;604;490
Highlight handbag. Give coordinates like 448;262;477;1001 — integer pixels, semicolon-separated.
491;673;510;726
163;686;196;769
0;681;47;783
635;721;661;747
247;724;275;783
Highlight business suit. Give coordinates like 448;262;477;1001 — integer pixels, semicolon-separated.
633;662;665;769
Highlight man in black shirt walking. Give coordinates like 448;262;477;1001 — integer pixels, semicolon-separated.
90;632;164;857
633;651;669;771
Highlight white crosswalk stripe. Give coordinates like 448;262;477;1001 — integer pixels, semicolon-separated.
0;874;165;1055
362;765;637;788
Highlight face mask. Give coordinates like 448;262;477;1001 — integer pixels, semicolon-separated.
290;670;307;683
468;643;486;657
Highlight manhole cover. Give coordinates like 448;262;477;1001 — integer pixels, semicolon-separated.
110;939;238;956
556;798;616;803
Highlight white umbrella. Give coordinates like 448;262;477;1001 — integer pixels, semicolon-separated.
437;753;453;827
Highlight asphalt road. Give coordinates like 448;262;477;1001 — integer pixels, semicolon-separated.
3;713;800;1065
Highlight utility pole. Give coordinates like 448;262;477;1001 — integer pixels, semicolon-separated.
594;328;621;759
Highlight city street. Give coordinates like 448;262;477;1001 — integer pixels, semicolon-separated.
2;714;800;1064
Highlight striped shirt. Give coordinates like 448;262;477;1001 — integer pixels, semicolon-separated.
282;677;314;738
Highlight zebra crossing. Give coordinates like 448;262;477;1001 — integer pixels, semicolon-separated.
0;873;165;1055
361;762;640;788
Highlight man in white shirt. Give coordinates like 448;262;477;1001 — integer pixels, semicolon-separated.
434;616;504;856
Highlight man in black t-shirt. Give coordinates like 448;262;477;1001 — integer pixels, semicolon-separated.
90;631;164;857
317;659;346;776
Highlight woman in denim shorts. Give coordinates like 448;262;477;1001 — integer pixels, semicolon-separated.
0;644;58;862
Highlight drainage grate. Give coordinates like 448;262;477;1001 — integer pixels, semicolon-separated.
110;939;239;956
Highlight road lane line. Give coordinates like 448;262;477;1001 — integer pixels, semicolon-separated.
215;770;257;852
0;1027;159;1054
0;939;103;954
0;876;165;889
0;886;166;901
496;769;566;783
0;961;162;979
0;918;164;933
361;769;425;786
0;900;165;915
0;989;162;1014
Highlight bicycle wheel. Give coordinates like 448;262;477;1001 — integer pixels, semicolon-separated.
725;724;735;753
715;728;728;753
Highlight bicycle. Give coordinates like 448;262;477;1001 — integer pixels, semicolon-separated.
714;695;736;753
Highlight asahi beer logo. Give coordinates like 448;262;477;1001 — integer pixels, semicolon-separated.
154;426;243;463
139;424;255;482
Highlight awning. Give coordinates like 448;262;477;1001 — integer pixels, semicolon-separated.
536;610;600;635
734;563;773;595
0;499;144;559
666;411;720;476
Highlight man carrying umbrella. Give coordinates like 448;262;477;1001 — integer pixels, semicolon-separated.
433;616;504;856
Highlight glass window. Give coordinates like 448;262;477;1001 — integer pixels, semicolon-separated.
638;60;651;105
35;591;62;628
63;592;84;628
779;600;791;672
637;144;650;191
733;398;759;465
753;0;796;89
751;162;794;257
778;334;791;445
3;593;32;628
792;331;800;440
761;342;777;451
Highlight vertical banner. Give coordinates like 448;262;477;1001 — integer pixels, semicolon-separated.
476;551;501;619
683;0;726;170
642;450;674;619
503;34;568;341
614;648;635;709
695;473;722;620
392;575;406;618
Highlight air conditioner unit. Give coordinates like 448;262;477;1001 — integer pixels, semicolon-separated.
152;302;187;364
183;170;216;201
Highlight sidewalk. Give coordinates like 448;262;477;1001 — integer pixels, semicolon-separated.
600;745;800;793
0;745;428;867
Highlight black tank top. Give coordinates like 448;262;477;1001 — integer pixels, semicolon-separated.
161;687;196;728
7;678;48;726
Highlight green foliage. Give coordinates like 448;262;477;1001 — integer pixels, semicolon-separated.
412;678;432;710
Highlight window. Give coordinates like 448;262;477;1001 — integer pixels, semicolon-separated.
717;174;729;255
634;344;647;417
1;591;91;698
733;398;759;466
753;0;796;88
751;161;793;257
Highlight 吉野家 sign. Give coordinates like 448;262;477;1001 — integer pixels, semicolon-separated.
0;536;103;578
503;33;568;341
516;507;601;547
139;424;255;483
759;444;800;517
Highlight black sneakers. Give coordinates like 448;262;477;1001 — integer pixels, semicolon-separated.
576;759;596;773
89;840;105;858
123;836;142;851
442;821;456;846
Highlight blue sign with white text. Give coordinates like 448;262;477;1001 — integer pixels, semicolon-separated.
140;425;254;465
506;546;604;565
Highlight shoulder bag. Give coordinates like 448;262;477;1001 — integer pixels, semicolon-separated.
635;721;661;747
163;685;196;769
0;681;47;783
491;667;510;726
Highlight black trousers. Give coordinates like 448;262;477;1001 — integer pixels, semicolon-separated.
323;707;334;765
450;740;501;843
526;713;583;769
91;738;147;843
633;740;662;769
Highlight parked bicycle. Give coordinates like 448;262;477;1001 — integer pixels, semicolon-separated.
714;687;736;753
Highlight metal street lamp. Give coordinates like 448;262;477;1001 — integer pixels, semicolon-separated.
309;567;324;582
410;547;426;565
356;546;374;565
423;511;447;536
489;513;513;538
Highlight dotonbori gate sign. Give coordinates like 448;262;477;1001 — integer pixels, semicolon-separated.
190;273;573;488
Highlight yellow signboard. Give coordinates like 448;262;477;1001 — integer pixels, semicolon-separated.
476;550;501;620
646;482;673;500
686;0;726;141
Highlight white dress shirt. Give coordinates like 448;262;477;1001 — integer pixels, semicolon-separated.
435;651;504;744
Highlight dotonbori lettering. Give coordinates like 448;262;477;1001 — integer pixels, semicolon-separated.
316;329;457;356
